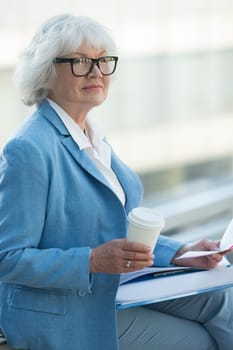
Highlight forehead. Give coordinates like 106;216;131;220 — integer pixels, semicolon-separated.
69;42;107;57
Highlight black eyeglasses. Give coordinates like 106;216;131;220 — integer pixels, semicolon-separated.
53;56;118;77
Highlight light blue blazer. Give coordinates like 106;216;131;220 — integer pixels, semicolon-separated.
0;100;182;350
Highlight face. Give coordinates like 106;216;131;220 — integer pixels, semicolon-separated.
49;42;112;125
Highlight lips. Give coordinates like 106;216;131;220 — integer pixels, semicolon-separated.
82;84;103;90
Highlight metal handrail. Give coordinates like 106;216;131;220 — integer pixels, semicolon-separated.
149;181;233;241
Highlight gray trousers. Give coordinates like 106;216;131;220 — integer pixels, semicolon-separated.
117;288;233;350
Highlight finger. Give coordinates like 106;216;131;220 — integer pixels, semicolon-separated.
211;252;222;261
198;253;223;269
197;239;219;251
122;250;154;262
205;257;220;269
206;241;219;251
220;247;233;255
191;239;219;252
123;239;152;252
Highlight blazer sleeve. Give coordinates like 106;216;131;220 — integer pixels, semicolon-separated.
153;235;185;266
0;137;92;292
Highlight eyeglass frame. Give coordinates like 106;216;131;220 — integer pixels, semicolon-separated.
53;55;118;77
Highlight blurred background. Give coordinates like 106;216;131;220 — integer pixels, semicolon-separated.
1;0;233;244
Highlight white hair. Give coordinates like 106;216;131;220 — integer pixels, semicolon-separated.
14;14;117;106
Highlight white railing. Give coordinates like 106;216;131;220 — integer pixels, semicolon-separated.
144;180;233;243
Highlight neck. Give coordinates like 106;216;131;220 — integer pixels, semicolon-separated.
48;97;91;130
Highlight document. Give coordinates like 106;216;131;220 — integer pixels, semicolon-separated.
116;262;233;309
120;266;196;285
177;218;233;259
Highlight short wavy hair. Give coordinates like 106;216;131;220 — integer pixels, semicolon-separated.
14;14;117;106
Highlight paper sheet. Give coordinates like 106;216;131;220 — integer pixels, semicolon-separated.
177;218;233;259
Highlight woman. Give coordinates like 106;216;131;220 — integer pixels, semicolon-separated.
0;14;232;350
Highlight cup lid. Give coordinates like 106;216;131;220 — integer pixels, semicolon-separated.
128;207;165;229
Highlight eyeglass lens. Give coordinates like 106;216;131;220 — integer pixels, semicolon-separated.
72;57;116;76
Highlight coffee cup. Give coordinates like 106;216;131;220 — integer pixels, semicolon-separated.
127;207;165;251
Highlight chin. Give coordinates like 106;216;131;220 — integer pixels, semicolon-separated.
90;97;106;107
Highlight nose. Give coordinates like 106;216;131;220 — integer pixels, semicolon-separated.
88;63;103;78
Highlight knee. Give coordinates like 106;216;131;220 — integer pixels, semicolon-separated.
207;287;233;308
198;287;233;323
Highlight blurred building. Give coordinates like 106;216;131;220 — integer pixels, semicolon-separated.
1;0;233;205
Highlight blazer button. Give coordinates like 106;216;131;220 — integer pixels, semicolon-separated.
78;289;86;297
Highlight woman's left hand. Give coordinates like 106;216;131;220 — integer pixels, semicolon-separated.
171;240;228;269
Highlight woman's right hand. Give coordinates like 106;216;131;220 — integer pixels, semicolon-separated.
90;238;154;274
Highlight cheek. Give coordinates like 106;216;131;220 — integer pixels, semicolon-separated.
64;78;83;97
72;77;85;92
103;78;111;94
55;67;81;90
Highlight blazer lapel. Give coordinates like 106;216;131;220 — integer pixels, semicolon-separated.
38;100;112;189
61;136;111;189
111;152;130;210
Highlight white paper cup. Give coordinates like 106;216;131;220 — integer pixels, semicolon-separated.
127;207;165;251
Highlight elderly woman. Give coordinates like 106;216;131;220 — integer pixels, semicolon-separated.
0;14;232;350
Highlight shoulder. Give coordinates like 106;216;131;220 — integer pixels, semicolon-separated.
3;100;66;158
1;110;59;172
